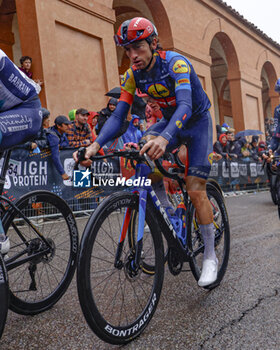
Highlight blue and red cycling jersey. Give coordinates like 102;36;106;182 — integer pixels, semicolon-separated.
96;50;214;179
96;50;211;146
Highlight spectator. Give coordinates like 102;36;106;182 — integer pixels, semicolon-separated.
145;98;163;129
68;109;76;122
233;137;251;161
87;111;99;139
96;98;118;135
249;135;261;162
213;133;229;159
258;140;267;157
225;129;237;158
216;124;222;140
122;115;144;145
87;112;105;156
46;115;71;180
66;108;93;148
19;56;33;79
19;56;43;86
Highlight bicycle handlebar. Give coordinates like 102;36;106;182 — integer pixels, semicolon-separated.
76;147;184;181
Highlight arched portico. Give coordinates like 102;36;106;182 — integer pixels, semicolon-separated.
209;31;244;131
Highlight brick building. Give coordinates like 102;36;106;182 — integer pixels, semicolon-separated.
1;0;279;137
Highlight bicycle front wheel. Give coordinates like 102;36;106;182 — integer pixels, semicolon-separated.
3;191;79;315
77;192;164;345
187;184;230;289
0;253;8;339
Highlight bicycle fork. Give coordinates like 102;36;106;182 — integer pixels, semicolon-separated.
114;189;147;274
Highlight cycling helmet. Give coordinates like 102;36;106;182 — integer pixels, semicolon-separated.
114;17;158;47
275;78;280;93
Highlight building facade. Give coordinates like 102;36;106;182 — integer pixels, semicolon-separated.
1;0;280;137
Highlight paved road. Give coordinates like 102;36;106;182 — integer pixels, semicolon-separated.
1;191;280;350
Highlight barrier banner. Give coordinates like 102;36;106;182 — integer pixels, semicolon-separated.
4;148;121;201
209;159;267;187
2;149;268;203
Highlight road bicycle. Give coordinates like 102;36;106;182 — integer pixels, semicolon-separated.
0;252;8;339
0;148;79;321
77;149;230;345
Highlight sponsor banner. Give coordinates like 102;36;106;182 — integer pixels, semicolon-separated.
2;150;268;203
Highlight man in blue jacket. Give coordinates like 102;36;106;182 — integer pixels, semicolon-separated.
122;115;144;145
47;115;71;180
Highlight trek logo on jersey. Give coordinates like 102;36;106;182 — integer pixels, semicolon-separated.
147;83;170;98
182;114;187;121
73;169;91;187
173;60;189;73
208;152;214;165
176;120;182;129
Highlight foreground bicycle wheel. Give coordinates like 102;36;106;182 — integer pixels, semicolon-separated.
0;253;8;339
2;191;79;315
77;192;164;345
187;184;230;289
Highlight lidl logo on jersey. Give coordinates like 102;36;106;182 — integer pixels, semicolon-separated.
173;60;189;74
73;169;91;187
147;83;169;98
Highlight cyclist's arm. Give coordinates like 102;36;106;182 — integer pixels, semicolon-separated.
160;58;192;143
95;69;136;148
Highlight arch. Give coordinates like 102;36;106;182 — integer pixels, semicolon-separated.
0;0;16;59
209;31;242;130
113;0;173;73
260;61;279;119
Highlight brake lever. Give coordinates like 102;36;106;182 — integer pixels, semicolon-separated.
143;153;155;172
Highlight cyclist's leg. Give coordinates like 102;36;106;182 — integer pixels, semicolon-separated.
141;119;180;212
182;111;217;286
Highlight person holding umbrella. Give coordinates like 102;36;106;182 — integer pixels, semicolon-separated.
74;17;219;287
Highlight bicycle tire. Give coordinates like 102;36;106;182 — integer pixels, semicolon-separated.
77;192;164;345
187;185;230;290
0;253;8;339
2;191;79;315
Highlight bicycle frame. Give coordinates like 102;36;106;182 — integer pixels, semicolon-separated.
0;149;53;271
115;159;192;271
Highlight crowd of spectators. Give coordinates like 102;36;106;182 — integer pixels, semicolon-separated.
214;122;268;163
13;54;165;178
17;54;272;181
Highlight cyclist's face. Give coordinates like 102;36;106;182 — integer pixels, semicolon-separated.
124;39;156;70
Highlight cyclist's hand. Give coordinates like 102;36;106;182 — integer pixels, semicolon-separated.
140;136;169;160
31;142;37;150
73;142;100;167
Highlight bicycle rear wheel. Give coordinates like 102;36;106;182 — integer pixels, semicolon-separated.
2;191;79;315
187;184;230;289
77;192;164;345
0;253;8;339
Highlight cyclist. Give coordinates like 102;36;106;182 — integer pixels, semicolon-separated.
0;49;42;254
74;17;217;287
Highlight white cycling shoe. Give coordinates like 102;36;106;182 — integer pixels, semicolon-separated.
198;258;218;287
0;236;10;255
